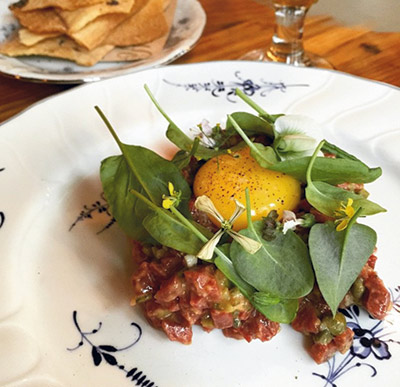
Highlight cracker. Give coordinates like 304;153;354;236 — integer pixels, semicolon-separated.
68;0;149;50
0;34;114;66
10;0;104;12
101;0;176;61
58;0;135;33
10;5;67;34
18;28;59;46
104;0;167;47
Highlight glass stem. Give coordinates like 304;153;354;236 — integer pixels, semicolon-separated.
267;5;310;65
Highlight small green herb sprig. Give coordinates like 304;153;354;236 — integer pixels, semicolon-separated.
97;86;386;322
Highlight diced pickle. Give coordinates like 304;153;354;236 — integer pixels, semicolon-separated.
321;312;346;336
215;269;230;288
313;329;333;345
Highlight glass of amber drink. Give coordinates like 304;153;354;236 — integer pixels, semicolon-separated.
243;0;333;68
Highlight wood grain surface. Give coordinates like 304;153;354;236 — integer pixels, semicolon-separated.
0;0;399;124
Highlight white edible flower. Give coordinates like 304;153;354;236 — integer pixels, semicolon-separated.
282;210;304;234
273;115;324;160
195;195;262;261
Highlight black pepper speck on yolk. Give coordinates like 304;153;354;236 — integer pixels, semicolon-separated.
193;147;301;230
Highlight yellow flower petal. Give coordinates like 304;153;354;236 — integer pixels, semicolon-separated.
168;182;175;196
336;219;348;231
162;198;174;209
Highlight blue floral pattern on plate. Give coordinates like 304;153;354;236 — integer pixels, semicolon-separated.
163;71;309;102
313;287;400;386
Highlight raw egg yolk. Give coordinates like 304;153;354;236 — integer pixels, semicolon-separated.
193;147;301;231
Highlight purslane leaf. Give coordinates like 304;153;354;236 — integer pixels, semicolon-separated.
166;123;223;160
309;222;377;315
306;180;386;217
230;221;314;299
225;111;274;137
270;157;382;184
253;297;299;324
227;115;277;167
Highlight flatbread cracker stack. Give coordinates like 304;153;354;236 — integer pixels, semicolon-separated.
0;35;114;66
0;0;176;67
59;0;135;33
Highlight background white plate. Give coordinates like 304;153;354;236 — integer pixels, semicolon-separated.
0;61;399;387
0;0;205;83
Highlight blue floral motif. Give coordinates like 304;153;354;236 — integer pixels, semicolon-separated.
163;71;309;102
69;193;115;233
313;287;400;386
68;311;157;386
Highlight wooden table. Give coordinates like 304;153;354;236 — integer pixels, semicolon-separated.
0;0;399;124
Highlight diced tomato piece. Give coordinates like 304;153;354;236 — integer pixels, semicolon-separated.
210;310;234;329
161;319;193;344
291;300;321;334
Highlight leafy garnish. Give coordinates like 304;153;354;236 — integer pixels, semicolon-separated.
309;213;377;315
305;141;386;217
227;115;277;168
230;190;314;299
144;85;222;160
270;157;382;184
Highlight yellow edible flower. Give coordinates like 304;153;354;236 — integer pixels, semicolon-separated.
335;198;355;231
162;182;181;209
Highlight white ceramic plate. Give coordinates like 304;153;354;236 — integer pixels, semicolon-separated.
1;61;399;387
0;0;205;83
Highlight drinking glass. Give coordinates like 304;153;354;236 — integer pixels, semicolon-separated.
242;0;333;68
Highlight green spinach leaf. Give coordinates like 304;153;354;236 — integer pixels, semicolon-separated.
142;210;205;255
97;106;192;243
100;155;154;242
309;221;377;315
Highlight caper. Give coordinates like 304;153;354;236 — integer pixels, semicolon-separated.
321;312;346;336
351;277;365;301
313;329;333;345
201;314;214;329
142;246;152;257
